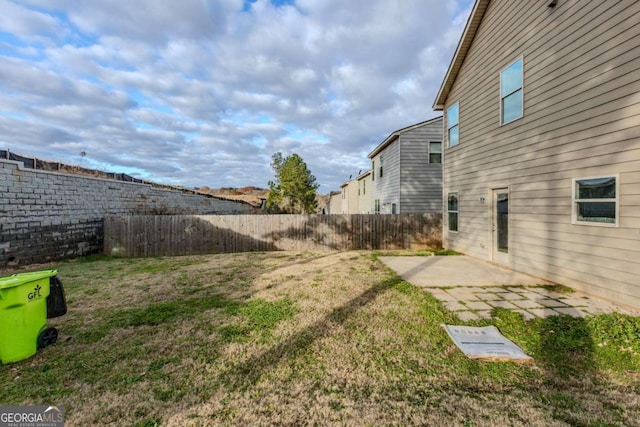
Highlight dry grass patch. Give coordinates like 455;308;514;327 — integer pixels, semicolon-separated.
1;250;639;426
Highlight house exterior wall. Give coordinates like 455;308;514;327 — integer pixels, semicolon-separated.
439;0;640;308
327;191;342;215
357;172;372;213
339;185;348;214
400;119;443;213
371;138;401;213
341;179;360;214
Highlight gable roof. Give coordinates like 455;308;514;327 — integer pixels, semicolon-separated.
368;116;443;158
433;0;490;110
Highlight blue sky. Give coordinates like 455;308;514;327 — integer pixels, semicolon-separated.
0;0;473;191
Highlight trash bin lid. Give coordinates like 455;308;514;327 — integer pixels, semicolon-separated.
0;270;58;290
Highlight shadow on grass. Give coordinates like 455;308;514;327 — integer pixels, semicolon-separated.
491;305;597;378
484;307;640;425
490;307;597;378
218;273;405;390
534;314;595;378
525;312;640;425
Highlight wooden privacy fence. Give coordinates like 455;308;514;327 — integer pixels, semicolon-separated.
104;213;442;257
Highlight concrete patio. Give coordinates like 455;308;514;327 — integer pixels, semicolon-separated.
379;255;639;321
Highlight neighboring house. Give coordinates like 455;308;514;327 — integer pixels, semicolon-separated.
433;0;640;308
339;178;359;214
357;170;373;213
368;117;443;214
326;191;342;215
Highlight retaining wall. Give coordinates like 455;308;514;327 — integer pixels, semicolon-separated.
0;159;256;267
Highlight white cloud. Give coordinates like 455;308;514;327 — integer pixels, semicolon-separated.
0;0;473;190
0;1;62;41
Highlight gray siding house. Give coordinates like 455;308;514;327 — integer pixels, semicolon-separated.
368;117;443;214
434;0;640;309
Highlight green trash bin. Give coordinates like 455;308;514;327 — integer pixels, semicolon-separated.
0;270;59;364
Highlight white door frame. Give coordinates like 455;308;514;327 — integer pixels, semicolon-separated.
491;187;510;265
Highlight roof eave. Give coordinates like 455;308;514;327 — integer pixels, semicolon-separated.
433;0;490;111
357;170;372;180
368;134;399;159
367;116;443;158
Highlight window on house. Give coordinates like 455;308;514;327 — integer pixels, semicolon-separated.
372;161;375;181
447;103;459;147
573;176;618;226
379;155;384;178
391;203;397;214
374;199;380;214
429;142;442;164
363;179;366;195
448;193;459;232
500;57;523;124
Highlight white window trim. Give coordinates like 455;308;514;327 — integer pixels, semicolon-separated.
500;56;524;126
447;192;459;233
447;103;459;148
428;140;442;164
571;174;619;227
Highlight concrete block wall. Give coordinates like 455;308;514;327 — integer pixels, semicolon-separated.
0;159;256;267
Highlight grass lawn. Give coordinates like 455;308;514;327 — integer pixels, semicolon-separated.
1;251;640;426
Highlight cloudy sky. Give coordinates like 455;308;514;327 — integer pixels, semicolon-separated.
0;0;472;192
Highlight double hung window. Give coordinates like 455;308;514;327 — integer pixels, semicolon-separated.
500;58;524;124
429;142;442;164
447;103;459;147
